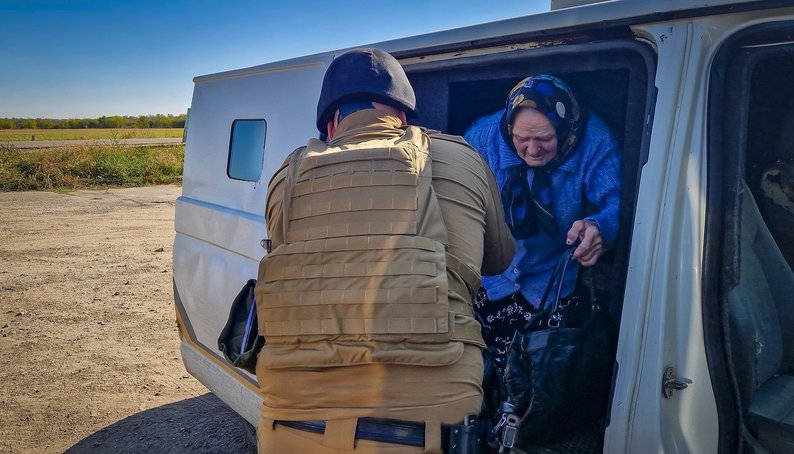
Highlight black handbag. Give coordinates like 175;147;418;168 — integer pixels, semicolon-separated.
217;279;265;374
483;248;617;451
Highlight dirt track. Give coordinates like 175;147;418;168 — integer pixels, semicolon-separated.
0;186;256;453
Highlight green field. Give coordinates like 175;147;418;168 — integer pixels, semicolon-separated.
0;128;183;142
0;143;185;191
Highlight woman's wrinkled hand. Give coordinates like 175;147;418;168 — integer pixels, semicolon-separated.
566;219;603;267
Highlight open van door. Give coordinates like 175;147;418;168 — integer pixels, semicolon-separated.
397;26;656;454
173;54;332;426
706;18;794;454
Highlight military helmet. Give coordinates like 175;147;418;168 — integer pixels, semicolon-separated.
316;48;416;133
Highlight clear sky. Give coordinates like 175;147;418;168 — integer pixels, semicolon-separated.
0;1;550;119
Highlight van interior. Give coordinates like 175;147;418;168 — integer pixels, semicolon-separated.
397;38;656;452
707;22;794;453
405;38;654;301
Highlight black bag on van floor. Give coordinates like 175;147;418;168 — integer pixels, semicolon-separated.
217;279;264;374
482;248;617;451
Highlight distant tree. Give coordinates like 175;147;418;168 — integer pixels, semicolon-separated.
150;114;164;128
37;118;56;129
67;118;85;128
137;115;150;128
105;116;126;128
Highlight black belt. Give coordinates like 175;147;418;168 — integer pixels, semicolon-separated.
275;417;451;450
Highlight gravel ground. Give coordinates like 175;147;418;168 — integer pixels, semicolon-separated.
0;186;256;454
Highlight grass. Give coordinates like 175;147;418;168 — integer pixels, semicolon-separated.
0;128;183;141
0;143;185;191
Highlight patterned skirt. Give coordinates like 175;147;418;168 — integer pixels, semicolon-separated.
474;289;538;362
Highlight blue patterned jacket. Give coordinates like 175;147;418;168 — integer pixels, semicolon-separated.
464;111;621;306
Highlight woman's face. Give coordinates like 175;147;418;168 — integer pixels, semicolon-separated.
509;108;558;167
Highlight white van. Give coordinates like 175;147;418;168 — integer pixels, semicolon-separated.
173;0;794;451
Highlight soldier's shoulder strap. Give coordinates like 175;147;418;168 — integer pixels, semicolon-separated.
423;128;476;151
279;145;309;243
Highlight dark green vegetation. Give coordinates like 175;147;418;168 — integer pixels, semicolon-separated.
0;114;186;130
0;144;185;191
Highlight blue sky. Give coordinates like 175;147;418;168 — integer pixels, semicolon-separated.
0;1;549;119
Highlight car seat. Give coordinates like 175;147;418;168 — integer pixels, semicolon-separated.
727;182;794;452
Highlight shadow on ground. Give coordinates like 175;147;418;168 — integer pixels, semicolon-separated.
65;393;257;454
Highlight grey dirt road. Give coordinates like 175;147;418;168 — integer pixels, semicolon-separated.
3;137;184;149
0;185;256;454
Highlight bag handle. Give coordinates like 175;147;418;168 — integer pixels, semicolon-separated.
537;247;576;313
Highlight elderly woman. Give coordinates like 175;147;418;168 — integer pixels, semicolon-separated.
464;75;621;358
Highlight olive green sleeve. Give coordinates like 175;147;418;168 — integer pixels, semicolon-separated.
480;156;515;275
264;156;291;248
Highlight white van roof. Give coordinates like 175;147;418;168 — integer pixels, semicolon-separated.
551;0;610;9
193;0;764;83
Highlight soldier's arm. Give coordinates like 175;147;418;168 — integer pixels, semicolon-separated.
481;159;515;275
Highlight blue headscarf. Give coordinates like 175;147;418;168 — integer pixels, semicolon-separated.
499;75;585;168
498;75;586;238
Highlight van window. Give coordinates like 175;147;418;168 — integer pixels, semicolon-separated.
227;119;266;181
706;21;794;453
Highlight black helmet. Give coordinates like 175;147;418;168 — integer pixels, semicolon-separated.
316;48;416;133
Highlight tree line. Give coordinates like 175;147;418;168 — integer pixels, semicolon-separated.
0;114;186;130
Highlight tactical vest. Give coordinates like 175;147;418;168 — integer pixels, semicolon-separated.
256;126;482;369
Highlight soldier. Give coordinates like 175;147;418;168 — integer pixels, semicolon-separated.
254;47;514;453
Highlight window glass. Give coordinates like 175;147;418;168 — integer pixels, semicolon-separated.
746;55;794;266
731;49;794;453
228;119;266;181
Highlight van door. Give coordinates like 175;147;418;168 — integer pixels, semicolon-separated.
706;19;794;454
173;55;331;424
401;31;656;452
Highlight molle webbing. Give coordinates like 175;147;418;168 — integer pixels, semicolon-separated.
285;148;422;243
257;127;480;356
258;237;449;341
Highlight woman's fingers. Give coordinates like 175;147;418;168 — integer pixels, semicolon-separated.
569;220;603;266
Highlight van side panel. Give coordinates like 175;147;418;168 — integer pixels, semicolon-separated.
174;57;331;401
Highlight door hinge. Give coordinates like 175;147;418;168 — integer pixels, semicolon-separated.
662;366;692;398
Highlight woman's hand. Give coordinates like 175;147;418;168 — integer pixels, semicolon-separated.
566;220;603;267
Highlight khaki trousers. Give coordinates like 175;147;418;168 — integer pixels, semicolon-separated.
257;418;443;454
